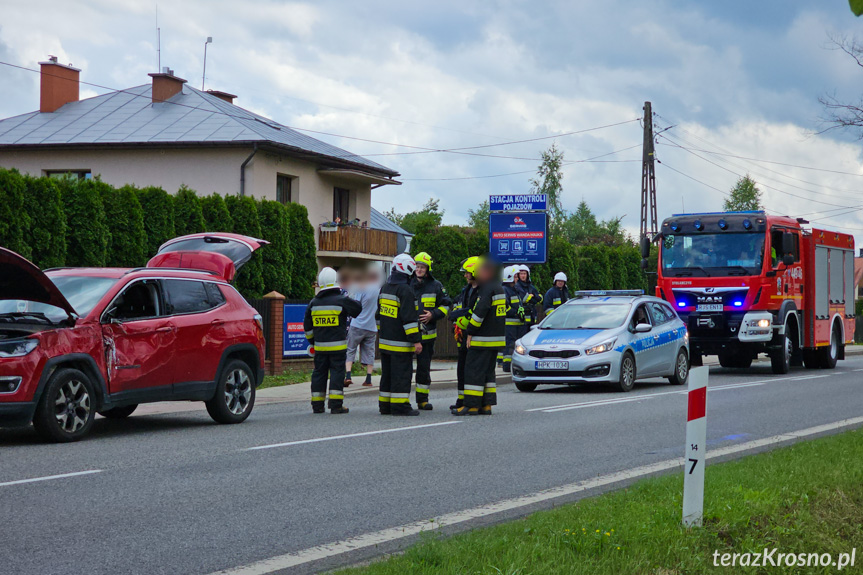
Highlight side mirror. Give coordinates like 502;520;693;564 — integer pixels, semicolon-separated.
529;324;539;331
634;323;652;333
782;254;794;266
640;236;651;260
782;232;795;255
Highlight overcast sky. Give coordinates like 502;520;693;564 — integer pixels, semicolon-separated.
2;0;863;243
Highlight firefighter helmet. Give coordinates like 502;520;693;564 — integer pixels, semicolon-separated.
554;272;567;283
317;267;339;290
414;252;433;270
392;253;417;276
461;256;481;276
502;265;516;283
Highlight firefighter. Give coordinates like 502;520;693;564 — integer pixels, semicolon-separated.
410;252;452;410
377;254;423;416
501;265;522;373
514;264;543;339
454;257;506;416
543;272;570;315
447;256;481;410
303;267;362;414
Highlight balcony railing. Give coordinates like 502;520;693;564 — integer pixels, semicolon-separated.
317;226;399;257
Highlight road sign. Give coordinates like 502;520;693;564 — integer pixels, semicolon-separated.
683;366;708;527
283;304;311;357
489;212;547;264
489;194;547;212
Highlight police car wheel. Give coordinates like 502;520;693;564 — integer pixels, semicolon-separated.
515;382;537;392
667;348;689;385
613;352;636;392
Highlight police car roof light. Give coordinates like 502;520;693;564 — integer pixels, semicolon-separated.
574;290;644;297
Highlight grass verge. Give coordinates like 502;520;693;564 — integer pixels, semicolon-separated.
338;428;863;574
260;364;381;390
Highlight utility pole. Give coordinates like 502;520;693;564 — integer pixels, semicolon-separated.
202;37;213;90
639;101;658;242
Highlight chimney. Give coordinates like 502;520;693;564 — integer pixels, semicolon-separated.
205;90;237;105
148;67;187;103
39;56;80;113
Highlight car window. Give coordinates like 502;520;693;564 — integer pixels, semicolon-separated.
205;282;226;307
109;280;162;321
164;280;213;315
648;302;674;325
540;303;631;330
629;304;651;330
1;276;118;322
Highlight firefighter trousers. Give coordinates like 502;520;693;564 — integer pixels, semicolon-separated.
415;337;435;404
310;351;346;410
380;352;414;414
503;325;519;370
464;346;499;409
454;344;468;408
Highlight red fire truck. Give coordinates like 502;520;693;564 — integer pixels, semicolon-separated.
652;211;856;373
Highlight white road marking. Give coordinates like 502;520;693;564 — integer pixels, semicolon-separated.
245;421;461;451
0;469;102;488
853;368;863;372
210;416;863;575
530;374;837;413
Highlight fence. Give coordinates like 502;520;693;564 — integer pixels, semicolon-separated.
318;226;399;257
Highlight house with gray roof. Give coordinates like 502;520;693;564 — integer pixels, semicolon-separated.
0;59;405;270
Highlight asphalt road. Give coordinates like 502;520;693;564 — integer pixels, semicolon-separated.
2;356;863;575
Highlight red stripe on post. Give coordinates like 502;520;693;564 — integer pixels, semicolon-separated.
687;386;707;421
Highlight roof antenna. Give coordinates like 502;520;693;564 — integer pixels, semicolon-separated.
202;36;213;90
156;2;161;71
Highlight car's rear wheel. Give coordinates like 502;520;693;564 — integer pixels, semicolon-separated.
98;405;138;419
514;382;537;392
667;348;689;385
613;352;636;392
818;323;840;369
33;368;96;443
206;360;256;424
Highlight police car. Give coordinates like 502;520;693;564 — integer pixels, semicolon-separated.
511;291;689;392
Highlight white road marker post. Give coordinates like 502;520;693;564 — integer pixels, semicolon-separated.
683;365;708;527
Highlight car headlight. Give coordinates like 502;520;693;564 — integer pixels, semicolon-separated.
0;338;39;358
584;338;616;355
514;343;526;355
756;319;771;328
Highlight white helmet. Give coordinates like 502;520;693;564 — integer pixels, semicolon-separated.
317;267;339;290
392;253;417;276
554;272;567;283
517;264;530;277
502;266;516;283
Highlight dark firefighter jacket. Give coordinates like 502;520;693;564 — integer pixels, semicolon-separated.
503;283;523;326
515;279;543;323
303;288;363;353
377;272;421;353
544;285;570;311
410;272;452;340
466;281;506;348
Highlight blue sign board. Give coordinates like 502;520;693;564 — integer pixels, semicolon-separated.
489;194;547;212
283;304;311;357
489;212;548;264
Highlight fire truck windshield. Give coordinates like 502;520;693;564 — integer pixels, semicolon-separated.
661;233;765;277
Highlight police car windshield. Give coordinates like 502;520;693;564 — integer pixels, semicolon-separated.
541;303;631;330
661;233;765;277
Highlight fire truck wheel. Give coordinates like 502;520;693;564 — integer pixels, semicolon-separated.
690;353;703;367
818;324;840;369
719;353;751;369
770;332;792;374
802;349;820;369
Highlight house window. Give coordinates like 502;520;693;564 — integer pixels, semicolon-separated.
46;170;92;181
333;187;351;222
276;174;296;204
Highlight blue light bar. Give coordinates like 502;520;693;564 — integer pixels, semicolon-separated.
678;301;686;308
733;300;743;307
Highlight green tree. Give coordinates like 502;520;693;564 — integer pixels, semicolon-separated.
101;185;147;267
621;246;647;291
850;0;863;17
24;176;66;268
173;185;206;237
386;199;444;235
530;143;565;233
607;247;627;290
563;200;600;245
410;225;470;296
136;186;175;257
225;195;265;298
60;179;111;267
201;194;234;232
467;200;490;233
285;202;317;299
575;245;611;290
0;168;30;258
723;175;763;212
257;199;293;297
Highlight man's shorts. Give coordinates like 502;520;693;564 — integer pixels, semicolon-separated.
347;327;377;365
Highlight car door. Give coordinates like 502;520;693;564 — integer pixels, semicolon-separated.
628;303;662;377
162;278;224;392
101;279;176;396
647;302;679;376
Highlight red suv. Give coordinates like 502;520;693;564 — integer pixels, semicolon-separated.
0;233;267;442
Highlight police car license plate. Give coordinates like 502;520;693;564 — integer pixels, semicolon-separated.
696;304;723;312
535;361;568;370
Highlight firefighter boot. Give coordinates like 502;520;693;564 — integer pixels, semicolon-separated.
418;402;433;411
331;406;350;414
451;406;479;416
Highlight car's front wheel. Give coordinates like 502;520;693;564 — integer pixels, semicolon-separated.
33;368;97;443
613;352;636;392
667;348;689;385
514;382;537;392
206;360;256;424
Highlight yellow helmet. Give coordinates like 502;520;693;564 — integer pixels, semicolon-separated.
414;252;433;270
460;256;481;276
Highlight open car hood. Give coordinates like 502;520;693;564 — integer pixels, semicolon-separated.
147;233;269;282
0;247;76;318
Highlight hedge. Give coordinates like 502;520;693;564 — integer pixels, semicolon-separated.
225;195;265;298
285;202;317;299
24;176;66;268
173;185;206;237
136;186;175;256
201;193;234;233
257;199;293;298
0;169;30;259
60;178;111;267
410;225;471;297
102;185;147;268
